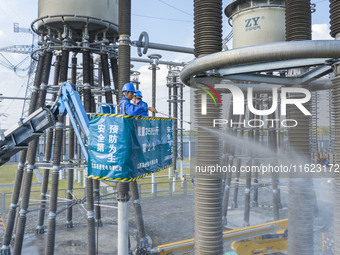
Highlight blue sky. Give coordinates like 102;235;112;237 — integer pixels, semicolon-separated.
0;0;333;129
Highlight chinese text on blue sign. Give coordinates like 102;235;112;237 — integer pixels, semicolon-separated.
88;114;174;182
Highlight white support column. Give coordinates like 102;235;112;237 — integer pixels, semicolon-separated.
118;201;129;254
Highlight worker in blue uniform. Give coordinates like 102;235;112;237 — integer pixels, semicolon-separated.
119;83;157;116
134;90;149;117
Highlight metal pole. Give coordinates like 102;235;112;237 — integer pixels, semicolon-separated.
243;110;253;227
148;54;161;194
179;77;184;180
134;40;194;55
222;105;235;224
172;73;178;192
268;104;280;220
232;115;244;209
252;108;260;208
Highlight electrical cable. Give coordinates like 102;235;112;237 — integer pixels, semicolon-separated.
158;0;192;16
132;13;191;23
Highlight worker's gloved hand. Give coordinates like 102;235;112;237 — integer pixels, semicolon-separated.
147;107;158;113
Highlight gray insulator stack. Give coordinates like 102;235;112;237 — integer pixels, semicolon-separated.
330;0;340;39
118;0;131;102
286;72;315;254
286;1;314;254
331;1;340;252
332;64;340;255
194;90;223;254
193;0;223;252
194;0;222;57
285;0;311;41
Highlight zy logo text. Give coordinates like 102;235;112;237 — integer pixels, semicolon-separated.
245;17;260;28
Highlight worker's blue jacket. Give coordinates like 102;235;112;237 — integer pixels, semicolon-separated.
119;96;147;116
137;100;149;117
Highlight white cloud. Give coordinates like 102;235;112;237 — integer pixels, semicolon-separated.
312;24;333;40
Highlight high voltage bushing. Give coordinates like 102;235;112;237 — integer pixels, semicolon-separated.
194;89;223;254
332;62;340;255
193;3;223;252
194;0;222;57
285;1;314;254
285;0;312;41
330;0;340;38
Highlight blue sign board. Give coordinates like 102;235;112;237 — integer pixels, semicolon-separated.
88;114;174;182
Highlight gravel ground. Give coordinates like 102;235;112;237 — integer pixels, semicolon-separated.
0;182;334;254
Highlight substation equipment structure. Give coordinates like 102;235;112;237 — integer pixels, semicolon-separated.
0;0;191;254
1;0;339;254
179;0;340;254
